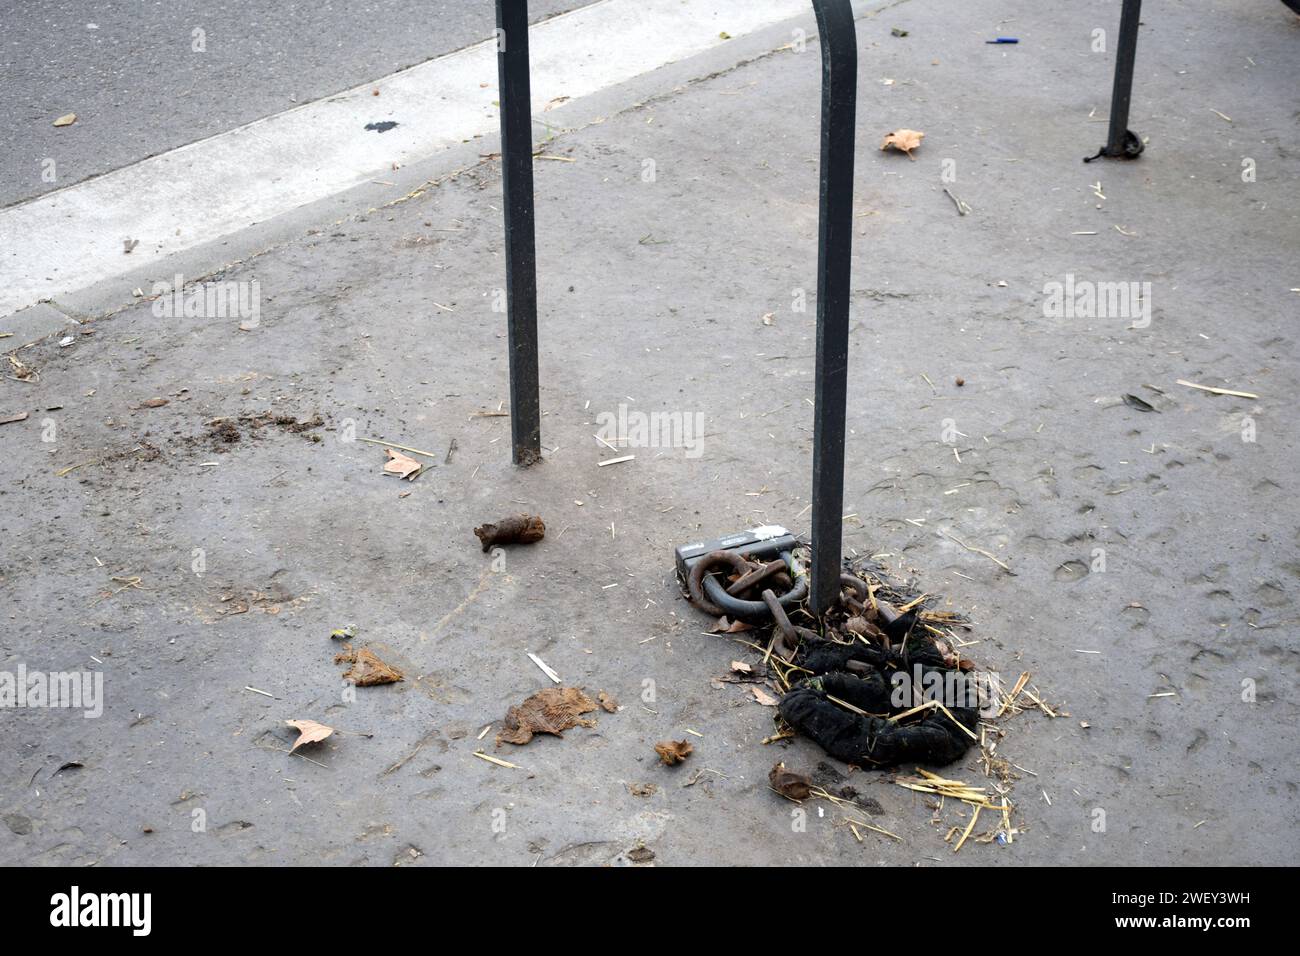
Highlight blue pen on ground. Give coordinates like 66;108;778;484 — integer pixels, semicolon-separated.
986;37;1019;44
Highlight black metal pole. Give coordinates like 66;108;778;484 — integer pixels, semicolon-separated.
1088;0;1143;161
1106;0;1142;152
809;0;857;617
495;0;542;464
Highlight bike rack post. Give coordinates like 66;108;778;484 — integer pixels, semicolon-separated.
495;0;543;465
808;0;858;617
1087;0;1144;162
494;0;859;617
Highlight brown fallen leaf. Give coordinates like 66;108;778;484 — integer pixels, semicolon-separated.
597;690;619;713
768;762;813;800
53;113;78;127
881;128;925;158
845;615;886;640
717;660;767;684
383;447;422;480
286;719;334;752
9;355;36;381
497;687;598;746
139;397;169;408
626;845;655;863
335;646;404;685
655;739;693;766
709;616;753;634
750;685;780;707
474;514;545;552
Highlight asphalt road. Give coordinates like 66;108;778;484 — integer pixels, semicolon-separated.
0;0;592;209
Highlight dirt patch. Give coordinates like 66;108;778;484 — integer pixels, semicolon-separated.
208;420;241;445
271;413;325;434
195;578;316;622
201;411;326;450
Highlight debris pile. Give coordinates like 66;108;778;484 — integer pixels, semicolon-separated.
686;550;985;769
683;547;1056;851
201;410;325;449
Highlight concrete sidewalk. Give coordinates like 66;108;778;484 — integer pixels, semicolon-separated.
1;0;1297;866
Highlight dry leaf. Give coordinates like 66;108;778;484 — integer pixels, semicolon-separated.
474;514;545;551
53;113;77;127
497;687;597;746
717;660;766;685
768;762;812;800
286;719;334;752
655;739;693;765
597;690;619;713
845;615;886;640
881;128;925;158
626;845;655;863
335;646;404;685
383;447;422;480
139;397;169;408
750;685;780;707
709;616;753;634
9;355;35;380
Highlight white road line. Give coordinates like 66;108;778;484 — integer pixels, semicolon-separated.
0;0;808;317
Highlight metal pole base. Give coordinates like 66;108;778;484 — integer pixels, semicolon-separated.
1086;0;1143;163
1084;129;1145;163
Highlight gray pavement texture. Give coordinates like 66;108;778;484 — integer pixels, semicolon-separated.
1;0;591;208
2;0;1299;866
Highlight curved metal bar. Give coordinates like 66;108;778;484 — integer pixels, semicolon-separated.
702;567;809;621
496;1;862;618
